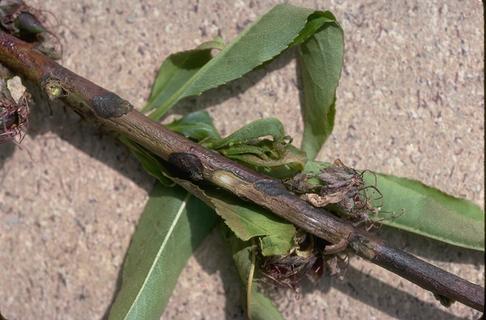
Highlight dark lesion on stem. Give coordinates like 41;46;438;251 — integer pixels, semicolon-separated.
167;152;205;182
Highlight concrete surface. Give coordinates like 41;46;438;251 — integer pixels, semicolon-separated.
0;0;484;319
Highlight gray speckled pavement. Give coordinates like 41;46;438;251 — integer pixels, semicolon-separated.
0;1;483;319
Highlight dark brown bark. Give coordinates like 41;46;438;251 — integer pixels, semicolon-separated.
0;30;483;312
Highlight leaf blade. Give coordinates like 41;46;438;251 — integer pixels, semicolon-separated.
207;188;296;256
165;110;221;142
143;38;224;113
298;12;344;159
366;173;485;251
108;184;218;320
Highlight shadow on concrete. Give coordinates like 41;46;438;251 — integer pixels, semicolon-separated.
0;142;15;171
373;225;484;265
302;265;466;320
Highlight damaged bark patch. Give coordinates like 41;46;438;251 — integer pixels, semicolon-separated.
254;179;288;197
91;93;133;118
168;152;204;182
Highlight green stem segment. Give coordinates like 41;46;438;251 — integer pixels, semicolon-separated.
0;30;483;312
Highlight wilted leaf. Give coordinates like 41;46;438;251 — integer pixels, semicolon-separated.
298;12;344;160
224;144;306;178
108;184;218;320
168;113;306;178
364;173;485;251
207;118;306;178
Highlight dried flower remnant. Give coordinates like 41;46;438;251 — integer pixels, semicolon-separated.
261;254;322;288
0;75;29;144
261;231;324;288
0;96;28;144
261;230;350;288
285;159;382;227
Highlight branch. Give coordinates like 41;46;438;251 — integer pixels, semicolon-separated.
0;30;483;312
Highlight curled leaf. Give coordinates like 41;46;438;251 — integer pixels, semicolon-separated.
210;118;306;178
207;118;285;149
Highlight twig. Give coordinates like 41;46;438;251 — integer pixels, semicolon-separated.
0;30;483;312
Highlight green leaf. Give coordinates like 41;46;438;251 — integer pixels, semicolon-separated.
208;118;306;178
146;4;340;121
223;227;285;320
165;110;221;142
207;189;295;256
168;113;306;178
108;184;218;320
298;12;344;159
143;38;224;114
302;159;331;173
365;173;485;251
223;144;306;179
